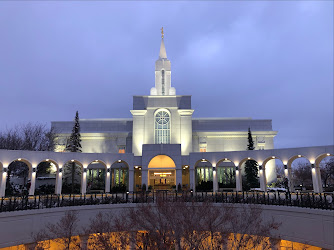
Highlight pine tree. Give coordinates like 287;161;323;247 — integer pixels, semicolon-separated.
66;111;82;193
66;111;82;153
244;127;259;190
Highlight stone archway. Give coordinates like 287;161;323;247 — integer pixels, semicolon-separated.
148;155;176;190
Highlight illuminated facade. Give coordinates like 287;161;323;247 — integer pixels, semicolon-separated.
52;33;277;191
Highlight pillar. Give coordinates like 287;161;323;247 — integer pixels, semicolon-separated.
259;165;267;192
29;165;37;196
189;168;195;191
105;168;111;193
55;167;63;194
311;164;323;193
79;234;89;250
284;165;294;192
212;166;218;192
269;238;281;250
0;165;8;197
176;169;182;190
141;169;148;190
235;166;242;191
129;169;134;192
81;167;87;194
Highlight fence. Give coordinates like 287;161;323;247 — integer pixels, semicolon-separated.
0;191;333;213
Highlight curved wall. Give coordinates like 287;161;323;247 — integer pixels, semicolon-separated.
0;204;333;249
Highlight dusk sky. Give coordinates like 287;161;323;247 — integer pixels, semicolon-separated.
0;1;333;149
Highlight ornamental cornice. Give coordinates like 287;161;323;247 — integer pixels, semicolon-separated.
178;109;195;116
130;110;147;116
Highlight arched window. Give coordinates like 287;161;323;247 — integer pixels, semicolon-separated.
155;110;170;144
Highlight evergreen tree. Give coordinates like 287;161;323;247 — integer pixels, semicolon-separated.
244;127;259;190
66;111;82;193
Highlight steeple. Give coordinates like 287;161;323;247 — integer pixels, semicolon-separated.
159;27;167;59
150;28;176;96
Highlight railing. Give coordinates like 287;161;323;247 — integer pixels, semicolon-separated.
0;191;333;213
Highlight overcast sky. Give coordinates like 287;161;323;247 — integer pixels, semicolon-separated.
0;1;333;149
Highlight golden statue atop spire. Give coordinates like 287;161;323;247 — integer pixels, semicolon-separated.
161;27;164;39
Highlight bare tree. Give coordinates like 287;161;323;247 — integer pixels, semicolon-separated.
34;211;81;250
292;163;313;190
320;157;334;189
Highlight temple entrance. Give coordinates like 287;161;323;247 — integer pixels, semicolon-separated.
149;170;175;190
148;155;176;190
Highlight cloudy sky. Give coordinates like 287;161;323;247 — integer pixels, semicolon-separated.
0;1;333;149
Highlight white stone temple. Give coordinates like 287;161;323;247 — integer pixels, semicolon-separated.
52;30;277;192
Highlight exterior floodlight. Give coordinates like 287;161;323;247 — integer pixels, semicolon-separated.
18;158;22;161
284;165;287;170
213;166;216;172
83;168;87;173
46;159;49;162
327;153;330;156
107;168;110;173
298;155;301;158
32;168;36;172
71;159;74;162
311;164;315;169
3;168;8;173
272;156;275;159
235;166;239;171
118;160;121;163
59;168;63;173
247;157;251;160
259;165;262;170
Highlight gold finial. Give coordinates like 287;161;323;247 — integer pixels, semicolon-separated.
161;27;164;39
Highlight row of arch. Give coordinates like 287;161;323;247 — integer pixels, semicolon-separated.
0;152;333;196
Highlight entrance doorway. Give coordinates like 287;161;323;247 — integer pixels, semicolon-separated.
148;155;176;190
149;170;175;190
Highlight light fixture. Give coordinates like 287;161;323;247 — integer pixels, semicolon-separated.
3;168;8;173
32;168;36;172
154;172;172;175
224;158;227;161
107;168;110;173
139;167;142;170
18;158;22;161
311;164;315;169
59;168;63;173
71;159;74;162
327;153;330;156
118;160;121;163
83;168;87;173
184;165;189;168
259;165;262;170
235;166;239;171
95;160;99;162
284;165;287;170
247;157;251;160
298;155;301;158
272;156;275;159
135;166;139;169
213;166;216;172
46;159;49;162
201;159;207;162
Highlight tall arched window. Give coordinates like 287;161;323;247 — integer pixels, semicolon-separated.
155;110;170;144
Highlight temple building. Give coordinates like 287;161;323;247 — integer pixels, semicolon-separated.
52;30;277;192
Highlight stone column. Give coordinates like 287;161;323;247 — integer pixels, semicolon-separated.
55;168;63;194
129;169;134;192
189;168;195;191
259;166;267;192
79;234;89;250
81;168;87;194
0;165;8;197
178;110;194;155
130;110;147;156
235;166;242;191
212;166;218;192
29;166;37;196
176;169;182;190
311;164;323;193
284;165;294;192
105;168;111;193
141;169;148;190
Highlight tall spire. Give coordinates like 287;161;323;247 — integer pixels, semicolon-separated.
150;27;175;96
159;27;167;59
